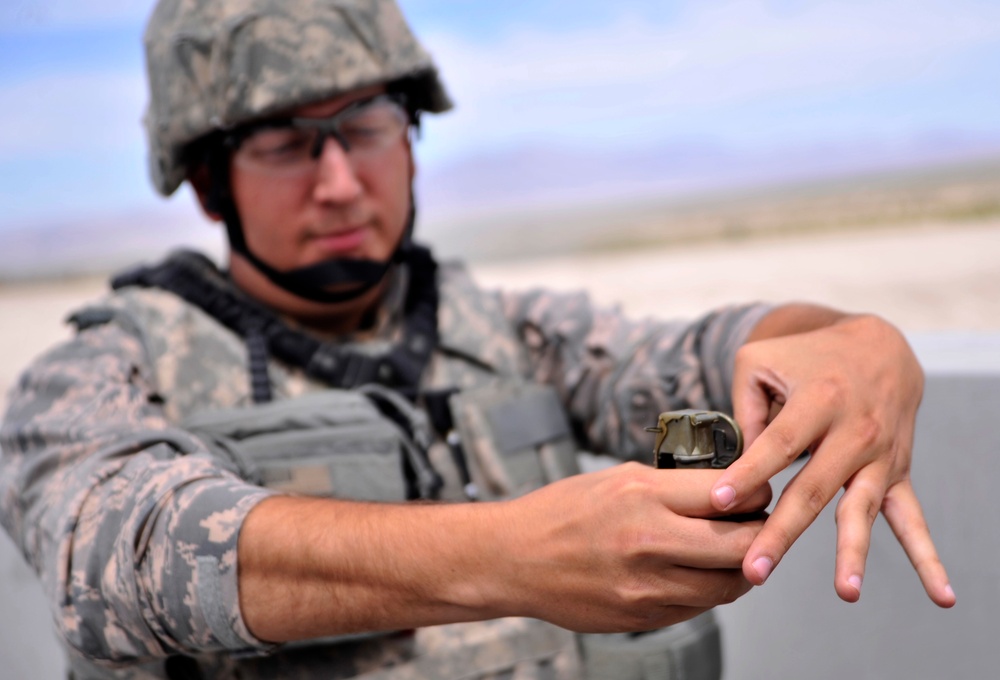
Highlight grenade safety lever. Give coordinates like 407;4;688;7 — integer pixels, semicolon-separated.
645;410;743;469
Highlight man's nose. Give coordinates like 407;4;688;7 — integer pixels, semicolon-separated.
312;137;363;204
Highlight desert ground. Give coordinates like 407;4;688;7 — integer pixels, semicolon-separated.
1;218;997;414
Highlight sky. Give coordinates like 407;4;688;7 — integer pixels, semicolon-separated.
1;0;1000;237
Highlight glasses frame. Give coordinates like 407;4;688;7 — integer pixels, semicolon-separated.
224;92;412;175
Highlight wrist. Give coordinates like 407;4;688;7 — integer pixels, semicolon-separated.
427;500;525;620
745;302;848;343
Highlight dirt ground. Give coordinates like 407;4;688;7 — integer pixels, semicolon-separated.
472;219;1000;329
2;219;998;413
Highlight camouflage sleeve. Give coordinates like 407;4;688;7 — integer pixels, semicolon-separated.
0;322;277;667
501;289;772;460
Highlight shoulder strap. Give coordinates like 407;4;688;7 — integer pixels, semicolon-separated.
111;248;439;395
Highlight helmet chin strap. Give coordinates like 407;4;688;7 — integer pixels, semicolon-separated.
224;201;416;305
207;143;416;304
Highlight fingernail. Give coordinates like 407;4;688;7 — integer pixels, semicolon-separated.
752;556;773;584
848;574;863;593
945;584;956;600
714;485;736;509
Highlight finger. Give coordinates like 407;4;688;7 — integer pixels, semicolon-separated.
664;515;767;569
658;470;773;519
713;395;829;511
832;466;888;602
741;427;864;584
882;480;956;608
639;566;753;610
731;358;776;450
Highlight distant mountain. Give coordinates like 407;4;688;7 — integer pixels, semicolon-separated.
0;201;225;281
3;132;1000;281
417;131;1000;219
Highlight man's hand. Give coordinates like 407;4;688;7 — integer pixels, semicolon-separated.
499;464;771;633
709;306;955;607
240;465;770;641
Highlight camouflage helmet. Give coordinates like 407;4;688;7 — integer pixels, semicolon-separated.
143;0;453;196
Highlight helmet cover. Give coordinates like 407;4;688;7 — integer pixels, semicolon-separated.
143;0;452;195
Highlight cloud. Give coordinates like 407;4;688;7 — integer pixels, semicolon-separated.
417;0;1000;161
0;70;147;158
2;0;998;230
0;0;150;31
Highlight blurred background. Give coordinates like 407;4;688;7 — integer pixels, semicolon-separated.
1;1;999;678
2;0;1000;279
4;0;999;403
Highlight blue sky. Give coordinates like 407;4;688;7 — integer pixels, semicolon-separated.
2;0;1000;234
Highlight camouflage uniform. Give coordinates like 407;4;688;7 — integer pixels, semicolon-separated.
0;251;769;678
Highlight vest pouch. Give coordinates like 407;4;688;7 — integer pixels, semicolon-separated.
182;390;411;501
449;383;580;498
579;611;722;680
349;618;583;680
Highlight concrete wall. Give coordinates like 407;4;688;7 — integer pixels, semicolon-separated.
1;334;997;678
716;370;1000;679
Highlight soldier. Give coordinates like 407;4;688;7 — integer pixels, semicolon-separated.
0;0;954;678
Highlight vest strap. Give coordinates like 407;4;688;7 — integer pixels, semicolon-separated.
111;247;439;396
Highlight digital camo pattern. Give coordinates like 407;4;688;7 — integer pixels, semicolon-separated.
501;287;771;462
144;0;453;196
0;320;275;671
65;618;580;680
0;253;768;677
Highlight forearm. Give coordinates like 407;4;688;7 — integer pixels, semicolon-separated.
501;287;771;455
238;495;515;642
0;323;280;663
238;466;770;641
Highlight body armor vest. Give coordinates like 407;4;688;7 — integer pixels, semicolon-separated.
67;250;721;680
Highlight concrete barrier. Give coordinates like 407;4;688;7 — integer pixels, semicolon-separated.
717;333;1000;679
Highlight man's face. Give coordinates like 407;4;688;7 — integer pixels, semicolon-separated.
229;84;413;275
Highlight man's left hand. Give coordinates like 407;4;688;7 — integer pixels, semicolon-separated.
710;306;955;607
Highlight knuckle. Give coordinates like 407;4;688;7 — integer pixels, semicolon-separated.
795;479;829;519
605;463;654;497
812;376;847;410
853;415;883;451
614;527;658;562
766;523;797;556
720;574;750;605
864;498;880;526
755;482;775;510
614;577;657;611
768;425;799;460
617;460;655;484
879;488;908;518
740;521;767;551
618;460;646;475
836;494;880;528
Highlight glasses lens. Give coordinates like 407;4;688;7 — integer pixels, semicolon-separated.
334;98;408;154
231;95;409;177
234;127;317;176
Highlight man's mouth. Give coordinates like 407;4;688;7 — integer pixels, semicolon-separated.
310;226;368;255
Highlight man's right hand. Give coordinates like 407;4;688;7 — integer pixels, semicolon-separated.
493;463;770;633
238;463;769;642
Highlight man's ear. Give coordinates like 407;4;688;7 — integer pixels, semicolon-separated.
187;163;224;222
406;137;416;182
